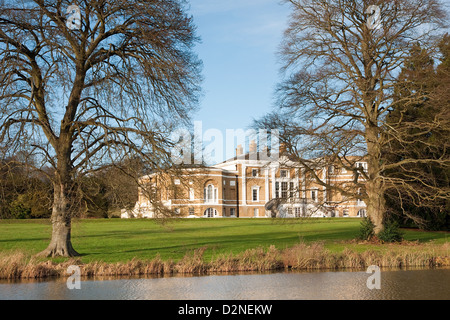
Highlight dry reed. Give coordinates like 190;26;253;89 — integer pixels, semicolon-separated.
0;241;448;280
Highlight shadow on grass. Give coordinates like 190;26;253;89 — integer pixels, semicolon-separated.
73;227;362;263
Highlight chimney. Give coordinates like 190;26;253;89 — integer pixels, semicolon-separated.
236;144;243;157
249;140;257;153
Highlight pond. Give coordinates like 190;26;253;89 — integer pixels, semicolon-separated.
0;268;448;300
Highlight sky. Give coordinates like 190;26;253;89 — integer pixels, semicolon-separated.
186;0;292;163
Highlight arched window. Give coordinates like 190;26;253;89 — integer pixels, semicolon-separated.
207;185;213;201
204;184;218;204
204;208;218;218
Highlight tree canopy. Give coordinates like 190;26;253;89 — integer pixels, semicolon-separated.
0;0;202;257
255;0;448;233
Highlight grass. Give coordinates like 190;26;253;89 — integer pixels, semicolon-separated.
0;218;448;279
0;218;448;262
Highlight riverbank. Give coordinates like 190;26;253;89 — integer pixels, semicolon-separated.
0;218;448;280
1;241;448;280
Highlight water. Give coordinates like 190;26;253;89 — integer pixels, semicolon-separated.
0;268;449;300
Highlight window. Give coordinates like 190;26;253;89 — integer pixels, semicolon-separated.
294;207;301;218
174;208;180;215
281;182;288;198
328;165;335;174
204;184;217;203
252;187;259;202
230;180;236;187
252;169;259;177
357;188;365;205
280;169;288;178
357;209;366;217
253;208;259;217
189;208;195;216
287;207;292;216
289;182;295;199
206;185;212;201
230;208;236;216
343;209;349;217
311;189;317;202
356;162;368;172
189;188;194;201
204;208;217;218
275;182;280;198
341;167;347;174
174;179;180;185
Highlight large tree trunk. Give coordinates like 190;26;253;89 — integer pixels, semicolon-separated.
366;179;385;235
38;142;80;258
365;124;386;235
38;181;80;257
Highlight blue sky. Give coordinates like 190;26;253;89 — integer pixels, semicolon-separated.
187;0;291;162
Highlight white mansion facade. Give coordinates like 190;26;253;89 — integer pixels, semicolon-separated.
122;142;368;219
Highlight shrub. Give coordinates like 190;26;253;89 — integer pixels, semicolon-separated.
358;217;375;240
10;196;32;219
378;220;404;243
8;193;51;219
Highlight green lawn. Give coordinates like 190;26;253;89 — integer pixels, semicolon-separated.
0;218;448;263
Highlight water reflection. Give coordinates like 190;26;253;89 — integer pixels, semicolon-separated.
0;268;449;300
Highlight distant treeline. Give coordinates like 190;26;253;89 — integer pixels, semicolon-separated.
0;156;143;219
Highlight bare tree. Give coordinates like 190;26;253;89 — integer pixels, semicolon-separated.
259;0;447;233
0;0;202;257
